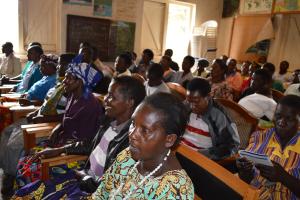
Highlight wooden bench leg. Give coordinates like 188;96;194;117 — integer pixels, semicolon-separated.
23;131;36;155
41;162;50;181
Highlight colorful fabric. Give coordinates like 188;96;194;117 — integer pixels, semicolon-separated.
39;83;66;116
182;113;212;150
210;81;234;100
26;74;57;101
92;148;194;199
66;55;102;97
246;128;300;200
40;54;58;67
16;141;83;188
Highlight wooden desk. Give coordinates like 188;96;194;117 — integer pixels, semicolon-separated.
1;93;22;99
9;105;39;121
0;84;16;94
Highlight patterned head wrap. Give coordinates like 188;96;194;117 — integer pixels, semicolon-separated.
66;54;102;97
40;54;59;67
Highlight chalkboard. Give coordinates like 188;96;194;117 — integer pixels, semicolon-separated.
67;15;136;61
67;15;111;61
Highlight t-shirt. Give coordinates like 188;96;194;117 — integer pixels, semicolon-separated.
284;83;300;96
144;81;171;96
182;113;212;150
172;71;194;85
238;93;277;121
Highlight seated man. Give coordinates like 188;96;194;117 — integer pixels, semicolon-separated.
0;42;21;78
173;55;195;87
13;45;44;93
160;55;176;82
164;48;179;71
133;49;154;78
113;53;132;77
237;95;300;199
182;78;240;160
144;63;170;96
13;76;146;198
262;62;285;93
239;69;277;122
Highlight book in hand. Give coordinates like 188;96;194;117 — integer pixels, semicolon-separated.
238;150;273;167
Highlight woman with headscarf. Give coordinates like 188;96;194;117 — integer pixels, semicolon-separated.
0;56;104;197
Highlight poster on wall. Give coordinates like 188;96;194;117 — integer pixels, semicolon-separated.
240;0;273;14
273;0;300;13
94;0;112;17
63;0;92;6
108;21;135;60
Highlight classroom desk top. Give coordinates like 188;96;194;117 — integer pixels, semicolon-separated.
0;84;16;93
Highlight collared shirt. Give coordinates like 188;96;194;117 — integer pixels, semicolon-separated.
0;53;21;77
89;120;129;178
172;71;194;85
247;128;300;200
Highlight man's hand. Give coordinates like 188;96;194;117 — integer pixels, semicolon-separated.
236;157;254;183
256;161;286;183
31;147;65;161
19;98;32;106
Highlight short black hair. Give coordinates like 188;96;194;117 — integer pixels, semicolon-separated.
142;92;189;144
2;42;13;49
113;76;146;108
60;53;76;65
187;78;211;97
198;59;209;68
143;49;154;60
263;62;275;74
28;45;44;55
214;58;228;73
184;55;195;66
164;49;173;57
119;53;132;66
131;51;137;60
148;63;164;79
253;68;272;83
278;95;300;112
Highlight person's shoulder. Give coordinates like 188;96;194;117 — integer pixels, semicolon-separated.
161;169;194;198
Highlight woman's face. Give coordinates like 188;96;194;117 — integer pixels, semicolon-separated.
104;82;130;119
211;61;224;81
63;73;82;94
129;104;176;161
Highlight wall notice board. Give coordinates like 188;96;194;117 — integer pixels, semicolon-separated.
67;15;135;61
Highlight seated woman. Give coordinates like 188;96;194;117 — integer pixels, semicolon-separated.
92;93;194;199
0;58;103;196
209;59;234;100
18;54;59;106
237;95;300;199
13;76;146;198
182;78;240;160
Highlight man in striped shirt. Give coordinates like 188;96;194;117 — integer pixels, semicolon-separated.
182;78;240;160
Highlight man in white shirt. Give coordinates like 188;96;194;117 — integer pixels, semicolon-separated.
239;69;277;121
0;42;21;78
173;55;195;87
144;63;170;96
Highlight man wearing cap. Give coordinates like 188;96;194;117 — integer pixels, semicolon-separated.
0;42;21;78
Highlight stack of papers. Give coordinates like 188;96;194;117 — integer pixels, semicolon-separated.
238;150;273;166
